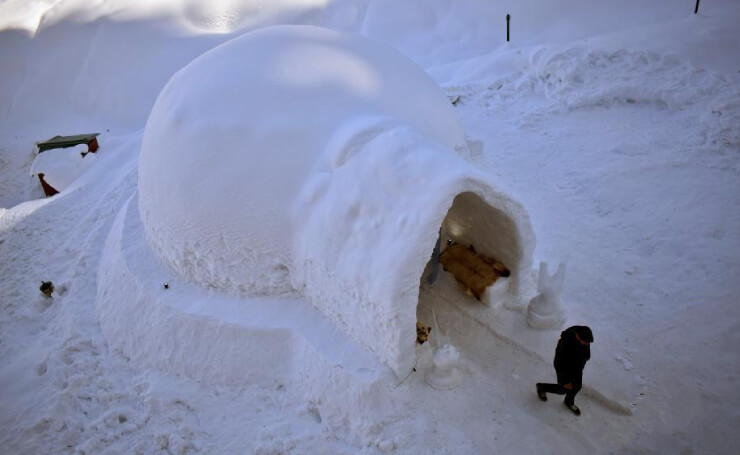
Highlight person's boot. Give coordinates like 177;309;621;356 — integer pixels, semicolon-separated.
536;383;547;401
564;402;581;416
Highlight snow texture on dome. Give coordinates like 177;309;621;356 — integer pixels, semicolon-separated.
138;25;468;296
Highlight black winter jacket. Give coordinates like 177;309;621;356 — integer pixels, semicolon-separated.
553;326;591;385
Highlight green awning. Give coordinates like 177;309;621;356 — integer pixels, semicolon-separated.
37;133;99;153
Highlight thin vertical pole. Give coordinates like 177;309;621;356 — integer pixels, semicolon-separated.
506;14;510;42
694;0;701;14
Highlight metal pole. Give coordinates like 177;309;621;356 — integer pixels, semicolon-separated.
506;14;510;42
695;0;701;14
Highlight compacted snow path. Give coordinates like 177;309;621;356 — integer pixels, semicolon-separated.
410;279;633;454
444;44;740;453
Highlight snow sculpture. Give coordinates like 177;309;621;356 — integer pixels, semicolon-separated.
138;25;536;376
425;343;462;390
526;262;567;329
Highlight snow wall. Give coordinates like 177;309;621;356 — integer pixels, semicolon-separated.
139;25;535;376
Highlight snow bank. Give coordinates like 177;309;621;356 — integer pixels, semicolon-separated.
139;25;535;375
98;192;395;445
99;192;383;383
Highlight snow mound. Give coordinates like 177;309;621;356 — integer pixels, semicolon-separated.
30;144;97;193
139;24;467;297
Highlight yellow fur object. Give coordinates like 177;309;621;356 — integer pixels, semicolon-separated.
416;322;432;345
439;243;510;300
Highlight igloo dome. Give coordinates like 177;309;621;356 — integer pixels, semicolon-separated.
139;25;468;296
139;25;535;375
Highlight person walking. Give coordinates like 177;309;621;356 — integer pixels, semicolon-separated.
536;325;593;416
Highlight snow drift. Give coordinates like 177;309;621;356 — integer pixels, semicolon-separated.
138;25;534;375
29;144;98;194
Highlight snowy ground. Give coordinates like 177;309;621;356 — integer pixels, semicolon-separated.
2;1;740;454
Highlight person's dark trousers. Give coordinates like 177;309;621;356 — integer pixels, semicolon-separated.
537;382;581;406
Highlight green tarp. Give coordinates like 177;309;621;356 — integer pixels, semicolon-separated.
37;133;99;153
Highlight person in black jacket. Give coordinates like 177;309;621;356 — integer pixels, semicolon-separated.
536;325;593;416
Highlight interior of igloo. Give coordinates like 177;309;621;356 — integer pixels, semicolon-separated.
416;191;524;348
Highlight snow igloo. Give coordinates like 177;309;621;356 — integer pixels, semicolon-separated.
138;25;535;376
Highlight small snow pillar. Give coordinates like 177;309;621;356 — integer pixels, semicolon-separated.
425;344;462;389
526;262;567;329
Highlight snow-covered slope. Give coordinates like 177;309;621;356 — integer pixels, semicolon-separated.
1;1;739;453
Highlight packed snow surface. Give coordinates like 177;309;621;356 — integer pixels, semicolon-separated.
1;0;740;454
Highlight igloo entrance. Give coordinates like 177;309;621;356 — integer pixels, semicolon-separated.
416;191;533;354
